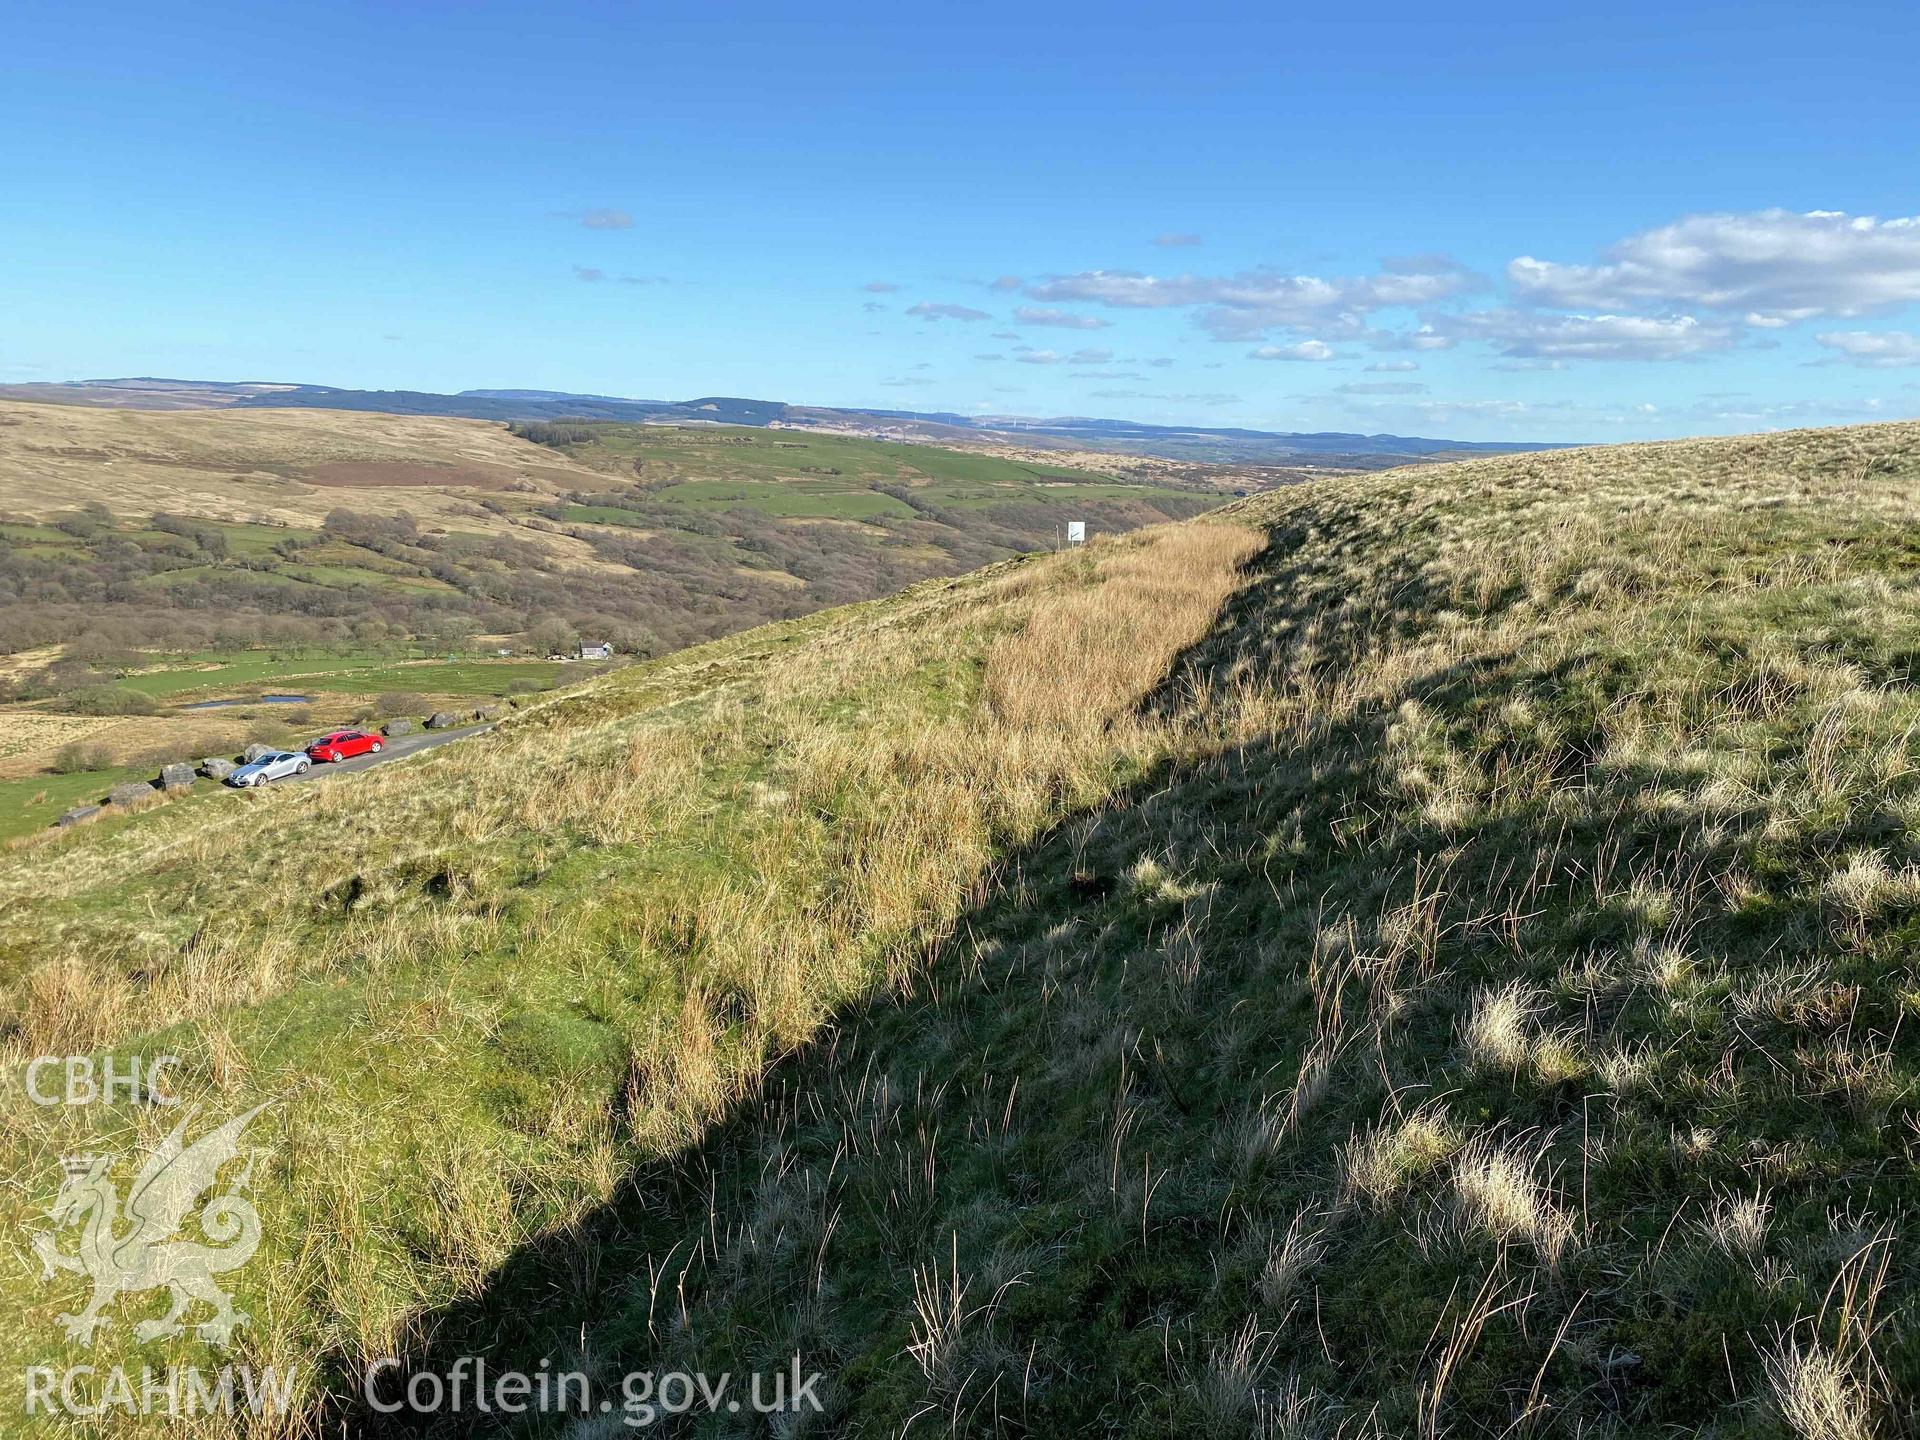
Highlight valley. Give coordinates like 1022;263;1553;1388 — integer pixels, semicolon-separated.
0;402;1222;828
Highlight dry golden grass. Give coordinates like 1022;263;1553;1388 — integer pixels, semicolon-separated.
0;711;115;764
1765;1340;1877;1440
0;399;611;564
1448;1136;1574;1266
0;521;1263;1426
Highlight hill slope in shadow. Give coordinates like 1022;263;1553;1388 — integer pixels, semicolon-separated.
332;422;1920;1436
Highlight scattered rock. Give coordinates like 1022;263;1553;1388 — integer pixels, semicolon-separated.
242;743;276;763
382;718;416;737
425;712;459;730
106;781;155;807
200;757;236;780
159;762;196;792
54;804;101;827
473;703;506;722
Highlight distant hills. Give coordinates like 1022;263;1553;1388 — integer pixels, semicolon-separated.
0;378;1568;466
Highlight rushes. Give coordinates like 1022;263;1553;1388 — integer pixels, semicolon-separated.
1257;1209;1329;1309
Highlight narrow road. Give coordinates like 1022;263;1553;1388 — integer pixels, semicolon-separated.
264;722;494;787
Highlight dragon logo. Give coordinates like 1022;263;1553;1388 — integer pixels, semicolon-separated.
30;1103;270;1348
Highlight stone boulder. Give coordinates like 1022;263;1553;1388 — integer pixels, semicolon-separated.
107;780;155;807
243;743;276;763
425;711;459;730
200;757;236;780
159;762;195;792
54;804;101;827
382;718;416;737
472;703;506;722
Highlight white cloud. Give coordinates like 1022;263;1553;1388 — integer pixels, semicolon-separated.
863;281;902;293
1364;360;1419;372
574;265;663;285
1436;309;1737;361
1015;347;1115;365
1249;340;1335;362
1366;325;1454;352
579;209;633;230
906;302;991;322
1090;389;1241;405
1014;306;1113;330
989;275;1023;292
1509;210;1920;321
1152;233;1203;247
1026;259;1477;340
1814;330;1920;367
1335;381;1428;395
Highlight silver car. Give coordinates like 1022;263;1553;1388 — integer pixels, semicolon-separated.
225;751;310;787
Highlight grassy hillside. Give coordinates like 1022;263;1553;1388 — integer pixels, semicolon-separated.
5;421;1920;1436
0;401;1219;796
0;401;1220;665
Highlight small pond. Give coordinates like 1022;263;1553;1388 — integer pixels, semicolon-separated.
179;693;315;711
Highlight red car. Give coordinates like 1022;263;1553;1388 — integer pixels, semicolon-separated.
305;729;383;763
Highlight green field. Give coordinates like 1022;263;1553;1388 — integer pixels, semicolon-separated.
653;478;919;518
114;654;588;699
0;766;149;839
534;422;1213;521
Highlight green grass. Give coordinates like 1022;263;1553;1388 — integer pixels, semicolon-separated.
0;522;80;547
136;562;318;591
653;478;918;519
557;503;656;528
543;422;1209;516
0;766;148;840
212;520;313;556
115;654;401;696
279;659;584;695
113;654;579;699
279;563;457;593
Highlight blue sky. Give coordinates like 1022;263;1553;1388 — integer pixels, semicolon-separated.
6;1;1920;442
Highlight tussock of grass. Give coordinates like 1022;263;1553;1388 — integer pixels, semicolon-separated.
1341;1107;1460;1210
1448;1136;1575;1267
1765;1339;1876;1440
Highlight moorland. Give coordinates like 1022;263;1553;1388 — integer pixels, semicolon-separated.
5;419;1918;1435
